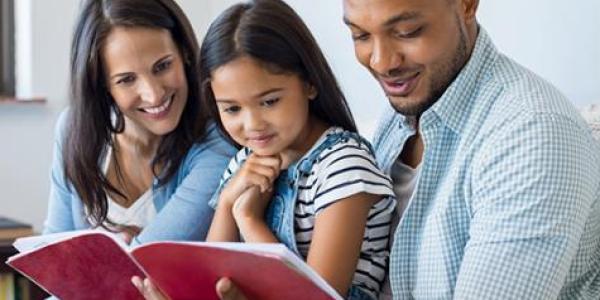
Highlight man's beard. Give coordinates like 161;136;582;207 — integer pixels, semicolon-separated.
391;17;470;117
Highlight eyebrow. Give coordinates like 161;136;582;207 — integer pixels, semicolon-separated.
109;53;174;81
215;87;284;103
343;11;423;29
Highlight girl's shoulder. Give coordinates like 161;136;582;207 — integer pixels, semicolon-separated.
311;127;376;163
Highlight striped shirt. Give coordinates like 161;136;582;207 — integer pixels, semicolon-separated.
218;127;396;298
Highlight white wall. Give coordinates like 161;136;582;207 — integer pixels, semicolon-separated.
1;0;598;231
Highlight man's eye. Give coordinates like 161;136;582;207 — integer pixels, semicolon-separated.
352;33;370;42
396;27;424;39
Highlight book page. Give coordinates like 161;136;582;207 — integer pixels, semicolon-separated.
12;229;126;254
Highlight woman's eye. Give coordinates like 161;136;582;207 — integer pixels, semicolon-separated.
116;75;135;85
155;60;173;73
223;105;241;113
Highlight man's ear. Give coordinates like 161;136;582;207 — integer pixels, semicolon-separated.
460;0;479;24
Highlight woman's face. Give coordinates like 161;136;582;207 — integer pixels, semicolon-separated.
102;26;188;138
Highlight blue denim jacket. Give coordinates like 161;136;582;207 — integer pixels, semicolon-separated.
44;109;237;247
211;130;383;300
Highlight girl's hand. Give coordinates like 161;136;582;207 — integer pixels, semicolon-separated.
131;276;171;300
220;153;281;207
232;186;272;223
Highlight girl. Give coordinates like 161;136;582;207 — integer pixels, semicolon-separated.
45;0;236;246
134;0;395;299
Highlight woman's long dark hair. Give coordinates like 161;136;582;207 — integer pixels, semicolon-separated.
199;0;357;146
65;0;206;226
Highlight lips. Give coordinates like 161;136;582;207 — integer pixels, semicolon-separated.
246;134;275;147
139;94;174;119
379;73;420;97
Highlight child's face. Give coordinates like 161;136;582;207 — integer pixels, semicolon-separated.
211;56;317;156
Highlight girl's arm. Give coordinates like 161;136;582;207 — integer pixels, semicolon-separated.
206;195;240;242
307;192;380;298
232;187;279;244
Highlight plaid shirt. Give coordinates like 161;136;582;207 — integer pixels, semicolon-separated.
373;27;600;300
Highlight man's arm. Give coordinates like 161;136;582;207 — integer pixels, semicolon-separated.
455;113;600;299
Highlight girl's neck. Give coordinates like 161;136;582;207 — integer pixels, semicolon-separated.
279;116;329;169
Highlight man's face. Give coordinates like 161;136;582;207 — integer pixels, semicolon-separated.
343;0;471;116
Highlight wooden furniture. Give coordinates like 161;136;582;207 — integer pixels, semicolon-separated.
1;239;49;300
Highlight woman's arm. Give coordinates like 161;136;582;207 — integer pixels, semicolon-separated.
44;109;78;234
307;192;379;298
131;125;237;246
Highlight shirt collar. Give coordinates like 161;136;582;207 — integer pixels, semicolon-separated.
423;26;499;134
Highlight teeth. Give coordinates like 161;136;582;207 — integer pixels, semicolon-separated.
143;96;172;115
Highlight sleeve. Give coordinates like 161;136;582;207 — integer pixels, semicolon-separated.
43;108;78;234
455;112;600;299
312;139;396;215
131;125;238;246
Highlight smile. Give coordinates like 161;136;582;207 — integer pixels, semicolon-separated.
139;95;174;118
380;73;420;97
246;134;275;147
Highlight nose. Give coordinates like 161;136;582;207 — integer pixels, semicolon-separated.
244;109;266;131
137;77;165;105
370;38;403;76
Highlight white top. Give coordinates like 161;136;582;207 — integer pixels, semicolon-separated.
379;158;421;300
97;147;157;229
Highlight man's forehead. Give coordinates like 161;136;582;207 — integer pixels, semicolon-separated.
342;0;449;26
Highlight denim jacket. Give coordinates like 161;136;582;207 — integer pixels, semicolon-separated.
44;109;237;247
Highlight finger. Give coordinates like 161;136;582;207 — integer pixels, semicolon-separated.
216;277;249;300
144;278;170;300
245;162;279;183
247;154;282;175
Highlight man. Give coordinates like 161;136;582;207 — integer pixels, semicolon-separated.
139;0;600;299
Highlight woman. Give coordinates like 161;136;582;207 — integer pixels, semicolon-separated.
45;0;236;246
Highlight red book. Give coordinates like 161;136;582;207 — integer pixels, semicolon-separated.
6;231;342;300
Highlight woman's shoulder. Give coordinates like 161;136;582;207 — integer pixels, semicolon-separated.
187;122;237;157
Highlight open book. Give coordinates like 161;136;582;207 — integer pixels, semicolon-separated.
6;230;343;300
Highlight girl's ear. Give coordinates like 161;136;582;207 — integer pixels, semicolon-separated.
307;84;318;100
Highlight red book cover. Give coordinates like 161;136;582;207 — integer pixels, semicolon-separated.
7;232;145;300
6;232;343;300
131;242;341;300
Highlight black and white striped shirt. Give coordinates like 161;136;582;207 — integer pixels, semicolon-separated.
219;127;396;298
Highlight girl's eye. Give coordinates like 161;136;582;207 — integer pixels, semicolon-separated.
154;60;173;73
116;75;135;85
223;105;241;114
262;98;280;107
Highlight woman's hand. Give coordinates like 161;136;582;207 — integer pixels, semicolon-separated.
220;153;281;207
131;276;171;300
217;278;250;300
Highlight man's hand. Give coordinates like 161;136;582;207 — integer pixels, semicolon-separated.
131;276;170;300
217;278;250;300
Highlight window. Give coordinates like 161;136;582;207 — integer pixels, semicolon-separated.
1;0;15;96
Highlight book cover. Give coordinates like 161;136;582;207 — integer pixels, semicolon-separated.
0;217;33;241
6;231;343;300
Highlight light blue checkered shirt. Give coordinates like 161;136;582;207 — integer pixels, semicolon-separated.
372;27;600;300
